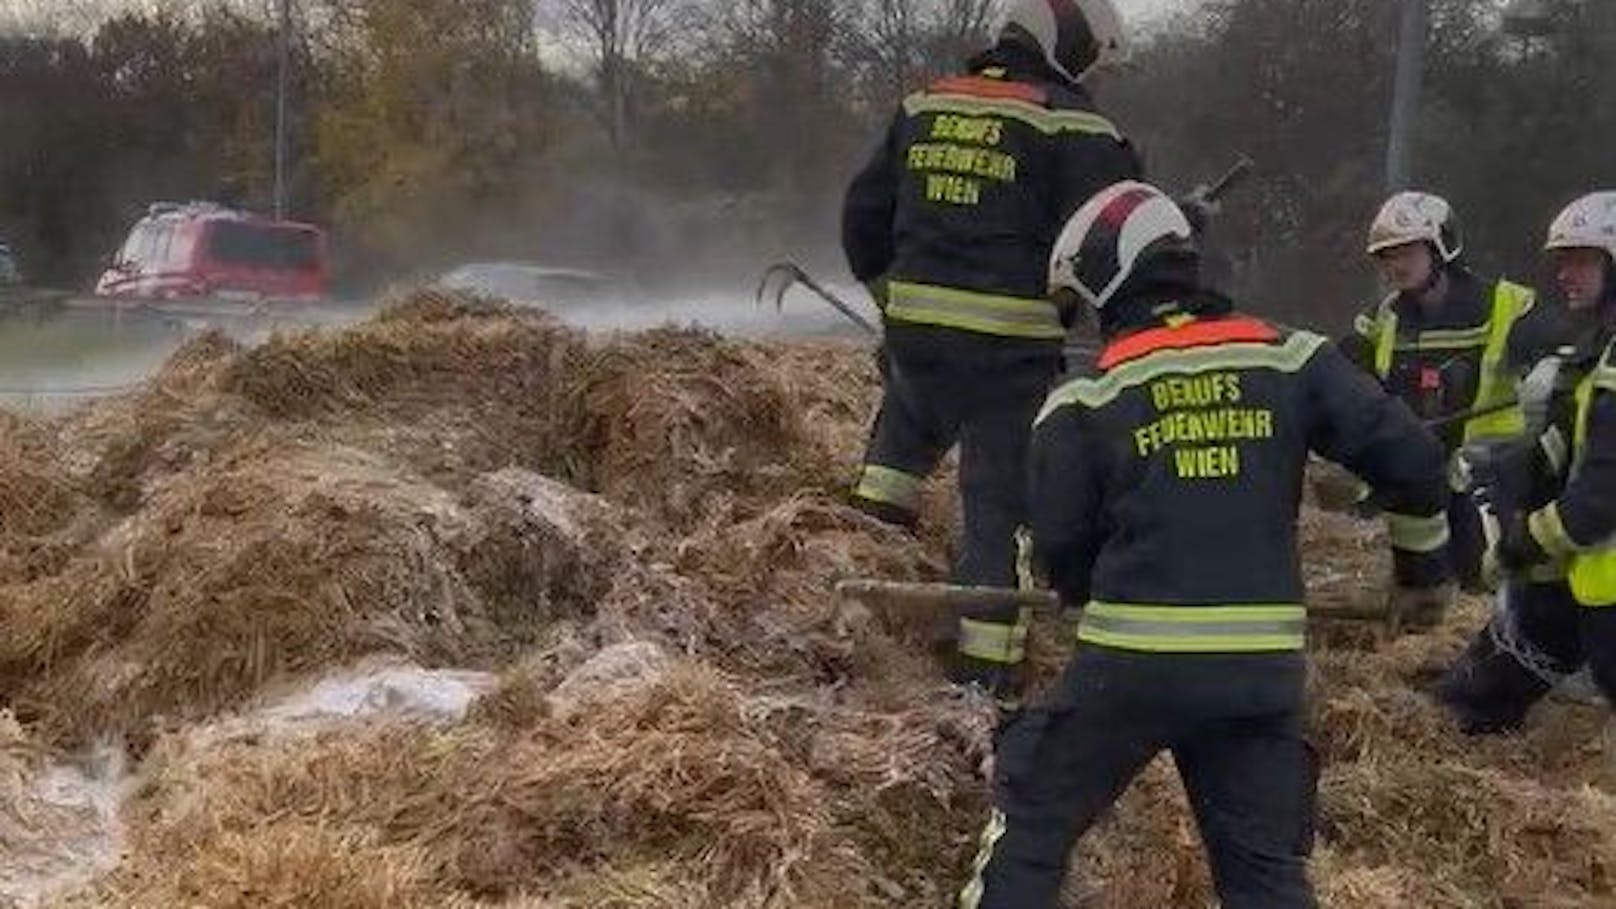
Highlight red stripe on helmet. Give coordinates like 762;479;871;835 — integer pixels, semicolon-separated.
1071;186;1155;300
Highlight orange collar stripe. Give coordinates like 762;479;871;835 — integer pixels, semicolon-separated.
1099;316;1280;370
929;75;1047;105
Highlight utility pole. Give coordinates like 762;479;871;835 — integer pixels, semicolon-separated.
1384;0;1427;192
274;0;292;219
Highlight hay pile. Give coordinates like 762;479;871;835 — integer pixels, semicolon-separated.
0;290;1611;907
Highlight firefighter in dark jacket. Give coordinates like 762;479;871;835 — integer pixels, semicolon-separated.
957;182;1451;909
1333;192;1540;623
841;0;1141;697
1439;191;1616;734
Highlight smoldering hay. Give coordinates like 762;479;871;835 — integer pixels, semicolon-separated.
0;290;1609;907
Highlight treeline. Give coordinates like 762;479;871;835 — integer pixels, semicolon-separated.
1;0;1612;321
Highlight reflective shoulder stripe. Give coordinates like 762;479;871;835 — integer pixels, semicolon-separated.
1077;602;1306;653
1571;339;1616;454
1476;280;1535;364
1530;502;1583;559
1372;299;1398;378
1397;324;1490;350
1461;280;1539;443
1353;312;1378;338
1496;280;1537;314
1386;511;1451;554
1036;331;1326;423
852;464;924;512
1575;365;1597;452
886;281;1065;340
902;93;1121;138
957;617;1028;664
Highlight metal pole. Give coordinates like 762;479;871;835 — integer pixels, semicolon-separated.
1384;0;1428;192
274;0;291;219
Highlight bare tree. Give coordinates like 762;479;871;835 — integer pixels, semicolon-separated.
555;0;684;147
840;0;995;110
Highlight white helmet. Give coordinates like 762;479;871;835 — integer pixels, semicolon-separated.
1366;191;1464;263
999;0;1130;84
1049;181;1195;310
1545;192;1616;260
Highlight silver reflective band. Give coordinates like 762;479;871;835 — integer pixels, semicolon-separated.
886;281;1066;340
1387;512;1450;554
1081;613;1307;639
1076;602;1308;652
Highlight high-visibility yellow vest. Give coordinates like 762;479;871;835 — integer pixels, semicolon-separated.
1565;349;1616;606
1364;280;1537;442
1520;341;1616;606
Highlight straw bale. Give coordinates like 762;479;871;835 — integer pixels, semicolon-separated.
2;297;1614;908
1321;758;1616;905
0;446;616;747
570;326;822;530
97;666;881;907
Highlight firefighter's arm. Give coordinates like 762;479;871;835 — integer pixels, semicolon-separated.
1303;341;1452;587
841;112;902;284
1520;366;1616;563
1335;303;1382;377
1051;128;1143;222
1028;400;1104;608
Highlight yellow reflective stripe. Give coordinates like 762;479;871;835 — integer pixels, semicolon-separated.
1371;298;1397;378
958;617;1028;664
853;464;923;511
886;281;1066;340
1575;365;1597;452
957;808;1007;909
1529;502;1582;559
904;93;1121;138
1391;329;1490;351
1572;342;1616;455
1353;313;1377;339
1464;281;1535;443
1037;332;1326;422
1571;550;1616;608
1386;511;1450;554
1076;602;1306;653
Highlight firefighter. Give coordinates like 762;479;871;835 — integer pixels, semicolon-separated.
1332;192;1541;624
841;0;1141;697
1439;191;1616;734
957;182;1451;909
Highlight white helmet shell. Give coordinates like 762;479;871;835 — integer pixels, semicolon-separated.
1000;0;1130;84
1049;181;1195;310
1545;192;1616;260
1366;191;1463;262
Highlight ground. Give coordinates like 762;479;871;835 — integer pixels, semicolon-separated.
0;291;1611;908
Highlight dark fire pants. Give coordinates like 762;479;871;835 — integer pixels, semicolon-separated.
1439;579;1616;734
960;646;1319;909
850;324;1062;690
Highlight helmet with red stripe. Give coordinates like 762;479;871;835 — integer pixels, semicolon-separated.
1048;181;1196;310
999;0;1130;83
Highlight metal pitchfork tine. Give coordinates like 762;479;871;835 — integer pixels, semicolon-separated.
756;262;880;338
